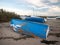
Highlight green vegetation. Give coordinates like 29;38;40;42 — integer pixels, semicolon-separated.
0;9;21;22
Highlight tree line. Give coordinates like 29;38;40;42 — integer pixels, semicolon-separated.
0;9;21;22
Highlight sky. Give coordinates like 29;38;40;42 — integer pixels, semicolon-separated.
0;0;60;16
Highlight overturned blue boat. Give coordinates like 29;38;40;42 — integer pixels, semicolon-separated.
10;19;49;39
24;17;47;23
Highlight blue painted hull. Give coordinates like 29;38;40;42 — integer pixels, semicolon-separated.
25;17;46;23
10;19;49;39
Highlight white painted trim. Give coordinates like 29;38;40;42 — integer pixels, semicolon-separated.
46;26;49;38
44;18;47;22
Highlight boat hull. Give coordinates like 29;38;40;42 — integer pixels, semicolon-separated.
25;17;46;23
10;19;49;39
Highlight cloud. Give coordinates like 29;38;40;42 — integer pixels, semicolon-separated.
24;0;48;8
42;0;60;6
0;0;60;16
48;6;60;12
48;0;59;3
33;5;60;16
48;6;60;16
0;6;33;15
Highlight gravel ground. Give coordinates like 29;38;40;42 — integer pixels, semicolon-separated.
0;19;60;45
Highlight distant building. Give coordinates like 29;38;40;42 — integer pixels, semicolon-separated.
56;16;60;19
47;16;56;19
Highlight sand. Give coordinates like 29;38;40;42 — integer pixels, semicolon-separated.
0;19;60;45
